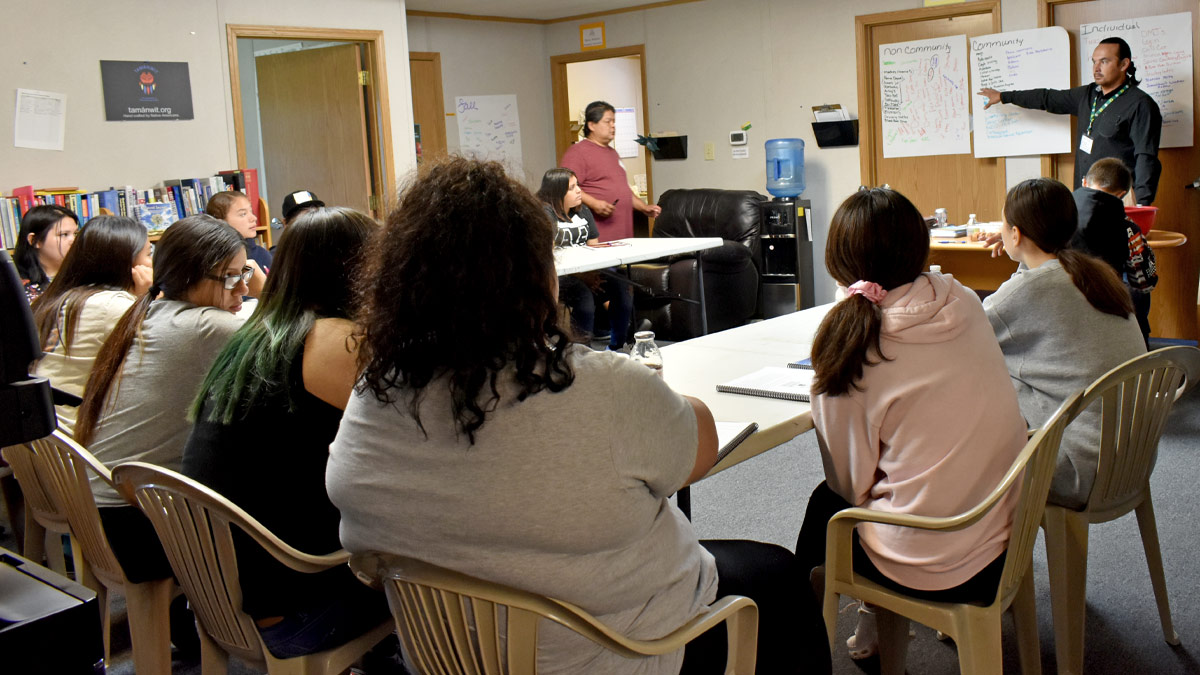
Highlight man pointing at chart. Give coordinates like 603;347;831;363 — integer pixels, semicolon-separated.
978;37;1162;205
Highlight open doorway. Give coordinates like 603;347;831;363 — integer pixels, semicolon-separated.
226;25;396;227
551;46;653;235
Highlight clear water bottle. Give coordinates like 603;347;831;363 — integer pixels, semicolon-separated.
934;208;948;228
967;213;977;228
630;331;663;377
764;138;806;198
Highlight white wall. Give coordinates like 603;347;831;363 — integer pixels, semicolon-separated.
406;16;553;187
541;0;1042;303
566;56;648;190
0;0;415;198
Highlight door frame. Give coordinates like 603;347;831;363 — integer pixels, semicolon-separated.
225;24;396;216
409;51;447;162
550;45;653;203
854;0;1003;187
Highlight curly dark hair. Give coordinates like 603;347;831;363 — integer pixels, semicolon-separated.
356;156;574;443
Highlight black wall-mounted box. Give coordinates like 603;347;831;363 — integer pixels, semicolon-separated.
650;135;688;160
811;120;859;148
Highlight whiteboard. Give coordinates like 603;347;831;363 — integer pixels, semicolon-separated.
970;27;1072;158
879;35;971;158
1080;12;1194;148
455;94;523;168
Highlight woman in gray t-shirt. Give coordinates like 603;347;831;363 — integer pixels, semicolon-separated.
328;157;828;675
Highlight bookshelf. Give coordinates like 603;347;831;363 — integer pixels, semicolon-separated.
2;170;272;253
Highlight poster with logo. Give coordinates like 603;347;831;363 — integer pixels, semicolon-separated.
100;61;194;121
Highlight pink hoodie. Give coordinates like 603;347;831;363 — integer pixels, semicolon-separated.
812;273;1027;591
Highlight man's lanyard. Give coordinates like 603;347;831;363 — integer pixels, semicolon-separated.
1087;82;1130;135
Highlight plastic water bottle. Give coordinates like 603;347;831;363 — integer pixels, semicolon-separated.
765;138;806;198
967;214;977;228
934;208;948;228
630;331;663;378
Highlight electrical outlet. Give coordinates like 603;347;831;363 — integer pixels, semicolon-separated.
704;142;715;161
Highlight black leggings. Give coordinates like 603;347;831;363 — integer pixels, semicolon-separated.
795;482;1005;605
680;539;832;675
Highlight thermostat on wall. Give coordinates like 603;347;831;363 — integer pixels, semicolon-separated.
729;130;748;145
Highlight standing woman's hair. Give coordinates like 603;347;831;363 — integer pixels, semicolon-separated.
74;215;244;445
204;191;245;221
811;188;929;397
31;216;148;354
1004;178;1132;318
356;156;574;443
14;205;79;286
192;207;376;424
536;168;577;221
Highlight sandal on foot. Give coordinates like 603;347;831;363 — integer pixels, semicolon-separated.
845;602;878;660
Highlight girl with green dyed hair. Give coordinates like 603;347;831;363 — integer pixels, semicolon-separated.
180;206;392;660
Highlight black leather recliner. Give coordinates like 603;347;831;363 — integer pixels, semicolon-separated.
630;189;766;341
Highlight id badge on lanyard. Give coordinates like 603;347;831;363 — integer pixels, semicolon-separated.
1079;135;1094;154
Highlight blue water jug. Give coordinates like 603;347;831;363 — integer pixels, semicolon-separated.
765;138;805;198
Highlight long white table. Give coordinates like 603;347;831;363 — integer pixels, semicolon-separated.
661;303;833;479
553;237;723;275
555;237;724;334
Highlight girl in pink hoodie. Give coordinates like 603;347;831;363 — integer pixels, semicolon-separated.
795;187;1027;659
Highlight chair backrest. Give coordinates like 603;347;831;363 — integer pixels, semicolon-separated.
2;431;126;589
3;442;72;536
111;461;350;666
1078;346;1200;515
350;552;690;675
654;189;765;247
992;391;1086;608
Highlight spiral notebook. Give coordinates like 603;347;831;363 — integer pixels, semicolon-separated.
715;421;759;462
716;367;814;402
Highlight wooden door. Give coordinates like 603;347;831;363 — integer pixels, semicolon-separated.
857;2;1004;223
256;44;372;215
1044;0;1200;339
409;52;448;163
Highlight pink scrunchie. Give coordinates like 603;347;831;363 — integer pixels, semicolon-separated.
847;280;887;304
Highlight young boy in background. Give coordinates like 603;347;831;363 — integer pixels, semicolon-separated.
1072;157;1157;347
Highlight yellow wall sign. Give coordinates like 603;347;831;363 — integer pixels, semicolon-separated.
580;22;605;51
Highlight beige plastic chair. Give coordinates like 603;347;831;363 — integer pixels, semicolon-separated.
350;551;760;675
1042;346;1200;675
111;461;394;675
2;432;175;674
1;446;73;576
822;391;1086;675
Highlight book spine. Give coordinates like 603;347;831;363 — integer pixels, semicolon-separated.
241;168;260;221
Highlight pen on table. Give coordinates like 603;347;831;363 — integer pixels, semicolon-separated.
936;240;969;245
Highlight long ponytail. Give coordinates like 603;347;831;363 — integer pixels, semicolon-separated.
811;188;928;397
73;215;244;446
1004;178;1132;320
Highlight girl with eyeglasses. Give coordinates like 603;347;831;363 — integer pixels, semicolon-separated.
13;204;80;302
72;214;262;605
30;215;154;435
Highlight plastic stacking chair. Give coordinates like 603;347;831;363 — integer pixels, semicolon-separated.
350;552;760;675
2;432;175;674
822;391;1085;675
1;447;74;576
111;461;394;675
1042;346;1200;675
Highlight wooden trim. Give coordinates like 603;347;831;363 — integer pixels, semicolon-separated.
407;1;701;25
1037;0;1089;185
548;0;702;23
549;45;654;202
406;10;544;25
225;24;396;218
854;0;1002;187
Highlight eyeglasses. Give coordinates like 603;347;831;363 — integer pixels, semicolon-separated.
206;266;254;290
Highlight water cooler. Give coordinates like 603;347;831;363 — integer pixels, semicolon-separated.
760;139;815;317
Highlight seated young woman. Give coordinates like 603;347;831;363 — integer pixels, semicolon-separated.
206;190;273;273
73;214;262;586
326;157;829;675
31;215;154;434
983;178;1145;509
537;167;634;349
794;187;1028;659
181;207;392;660
14;204;80;302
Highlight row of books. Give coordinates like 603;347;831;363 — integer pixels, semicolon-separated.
1;169;260;249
